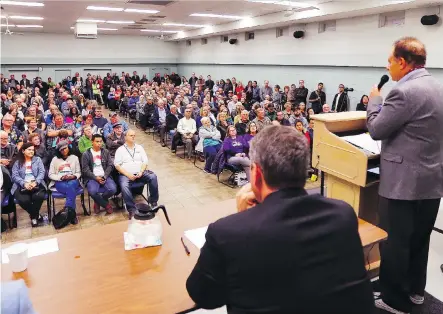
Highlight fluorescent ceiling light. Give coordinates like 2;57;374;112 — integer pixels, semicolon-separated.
190;13;245;19
140;29;179;33
87;6;123;12
1;24;15;27
98;27;118;31
8;16;44;20
124;8;160;14
16;24;43;28
0;1;44;7
163;22;208;28
77;19;106;23
106;20;135;24
248;0;315;7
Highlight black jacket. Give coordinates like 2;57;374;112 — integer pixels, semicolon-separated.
106;133;125;158
356;103;367;111
187;188;374;314
309;90;326;114
332;93;348;112
81;148;114;183
166;112;183;131
20;79;31;88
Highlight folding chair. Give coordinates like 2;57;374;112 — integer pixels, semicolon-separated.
121;181;149;212
217;163;242;188
49;186;90;218
1;194;17;229
193;150;205;170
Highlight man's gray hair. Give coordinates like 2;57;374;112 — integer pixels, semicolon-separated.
249;125;309;189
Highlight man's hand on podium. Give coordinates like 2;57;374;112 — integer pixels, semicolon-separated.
236;183;258;213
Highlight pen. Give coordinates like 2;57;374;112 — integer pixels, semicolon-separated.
181;237;190;256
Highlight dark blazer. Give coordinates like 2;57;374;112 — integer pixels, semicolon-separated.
166;112;183;131
152;107;170;127
187;188;374;314
332;93;348;112
367;68;443;200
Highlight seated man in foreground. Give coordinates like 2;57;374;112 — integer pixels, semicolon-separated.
114;130;159;219
186;125;374;314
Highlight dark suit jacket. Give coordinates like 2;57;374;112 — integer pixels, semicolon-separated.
367;68;443;200
152;107;170;126
187;188;374;314
166;112;183;131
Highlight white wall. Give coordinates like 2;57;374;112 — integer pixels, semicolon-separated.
1;33;179;65
177;7;443;68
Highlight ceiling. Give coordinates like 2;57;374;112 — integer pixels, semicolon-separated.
0;0;441;39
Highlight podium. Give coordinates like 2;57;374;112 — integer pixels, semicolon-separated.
311;112;385;274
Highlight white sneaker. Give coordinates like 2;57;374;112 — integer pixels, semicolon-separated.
409;294;424;305
375;299;409;314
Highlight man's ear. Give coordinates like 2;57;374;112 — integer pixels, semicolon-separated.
251;162;264;188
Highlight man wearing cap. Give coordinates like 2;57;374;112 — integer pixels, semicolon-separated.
20;75;31;89
103;112;129;139
114;130;159;218
106;123;125;159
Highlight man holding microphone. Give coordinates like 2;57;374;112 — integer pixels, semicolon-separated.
367;37;443;314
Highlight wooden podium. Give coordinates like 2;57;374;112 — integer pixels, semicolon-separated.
311;112;385;274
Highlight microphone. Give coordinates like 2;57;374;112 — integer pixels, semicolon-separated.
378;75;390;91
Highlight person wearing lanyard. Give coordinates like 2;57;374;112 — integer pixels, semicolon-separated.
114;129;159;219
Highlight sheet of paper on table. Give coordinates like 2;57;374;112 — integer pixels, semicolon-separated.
184;226;208;249
1;238;59;264
342;133;381;155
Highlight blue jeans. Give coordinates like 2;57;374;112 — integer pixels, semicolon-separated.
118;170;159;212
86;177;117;208
203;144;221;172
55;179;80;210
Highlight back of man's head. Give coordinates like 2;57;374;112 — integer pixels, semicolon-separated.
249;125;308;192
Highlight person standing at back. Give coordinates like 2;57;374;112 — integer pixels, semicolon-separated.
367;37;443;314
186;125;374;314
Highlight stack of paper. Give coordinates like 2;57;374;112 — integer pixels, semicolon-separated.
342;133;381;155
184;226;208;249
1;238;59;264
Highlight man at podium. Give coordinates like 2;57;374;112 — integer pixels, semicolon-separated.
367;37;443;314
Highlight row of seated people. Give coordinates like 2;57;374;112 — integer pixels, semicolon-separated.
1;118;158;229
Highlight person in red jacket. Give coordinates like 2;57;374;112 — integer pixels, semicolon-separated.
235;81;244;99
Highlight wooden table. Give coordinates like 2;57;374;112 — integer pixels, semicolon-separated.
1;199;387;314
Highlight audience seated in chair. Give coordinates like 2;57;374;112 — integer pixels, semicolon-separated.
0;130;17;172
103;112;129;139
196;117;222;174
273;111;290;126
92;105;108;131
48;140;81;224
234;110;250;136
106;123;125;159
223;125;251;182
46;112;74;156
114;130;159;219
152;99;169;147
11;143;47;227
2;113;23;149
176;107;198;159
82;134;117;215
252;108;272;133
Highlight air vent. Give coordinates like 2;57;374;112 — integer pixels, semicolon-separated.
140;18;158;22
127;1;175;6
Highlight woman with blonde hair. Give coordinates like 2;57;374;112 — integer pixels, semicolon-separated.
232;103;245;123
197;117;222;173
216;111;232;140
